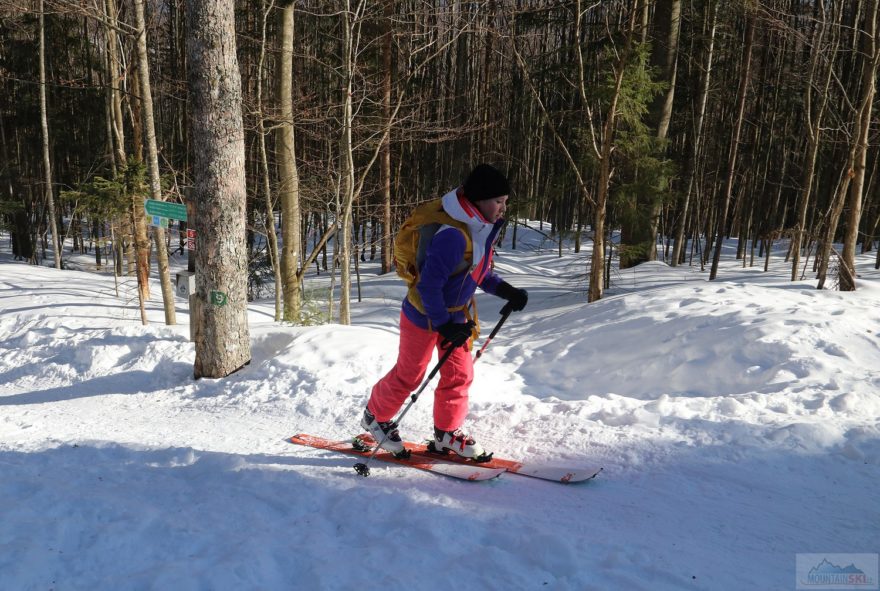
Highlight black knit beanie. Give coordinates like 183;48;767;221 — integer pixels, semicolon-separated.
462;164;511;202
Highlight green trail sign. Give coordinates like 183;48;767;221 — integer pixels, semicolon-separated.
210;290;228;307
144;199;187;221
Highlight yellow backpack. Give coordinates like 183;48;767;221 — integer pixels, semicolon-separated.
394;198;473;317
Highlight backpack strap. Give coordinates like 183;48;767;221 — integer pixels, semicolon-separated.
404;217;473;317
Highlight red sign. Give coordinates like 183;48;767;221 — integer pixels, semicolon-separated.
186;229;196;251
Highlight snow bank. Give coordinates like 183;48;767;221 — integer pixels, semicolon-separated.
1;235;878;590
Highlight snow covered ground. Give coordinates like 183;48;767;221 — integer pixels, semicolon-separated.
1;229;878;590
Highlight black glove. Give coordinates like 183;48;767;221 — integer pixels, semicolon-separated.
437;320;475;349
495;281;528;312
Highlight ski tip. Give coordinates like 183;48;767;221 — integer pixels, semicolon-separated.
560;467;603;483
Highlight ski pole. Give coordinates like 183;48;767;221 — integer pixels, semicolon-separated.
474;302;513;361
354;344;456;477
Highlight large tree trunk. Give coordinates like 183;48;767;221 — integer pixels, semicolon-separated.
134;0;176;325
187;0;252;379
277;1;303;322
38;0;61;269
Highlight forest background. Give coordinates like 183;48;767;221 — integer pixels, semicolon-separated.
1;0;879;333
2;4;879;584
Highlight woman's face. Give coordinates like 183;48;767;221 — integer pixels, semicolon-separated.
476;195;508;223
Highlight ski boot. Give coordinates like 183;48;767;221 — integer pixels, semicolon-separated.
360;408;409;458
428;427;493;463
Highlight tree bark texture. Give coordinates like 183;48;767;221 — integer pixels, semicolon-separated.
186;0;252;379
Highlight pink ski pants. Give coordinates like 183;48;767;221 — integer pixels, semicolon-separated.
367;312;474;432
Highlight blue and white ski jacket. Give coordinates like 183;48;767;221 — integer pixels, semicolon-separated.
401;188;505;331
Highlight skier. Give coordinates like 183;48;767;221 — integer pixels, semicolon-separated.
360;163;528;460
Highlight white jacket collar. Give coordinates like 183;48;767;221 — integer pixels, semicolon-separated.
441;189;491;231
440;189;495;269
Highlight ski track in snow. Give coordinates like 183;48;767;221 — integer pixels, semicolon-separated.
1;230;879;590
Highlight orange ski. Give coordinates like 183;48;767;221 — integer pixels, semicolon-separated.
355;433;602;484
288;433;505;481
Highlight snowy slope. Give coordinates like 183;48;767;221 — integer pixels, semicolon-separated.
1;232;878;590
